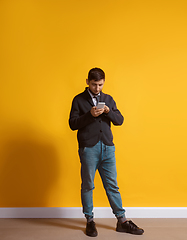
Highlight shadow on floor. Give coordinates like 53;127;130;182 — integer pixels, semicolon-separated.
18;218;115;233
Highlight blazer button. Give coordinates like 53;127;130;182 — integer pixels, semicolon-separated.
100;130;102;132
99;120;102;123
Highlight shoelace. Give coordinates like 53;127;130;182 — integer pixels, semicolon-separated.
88;221;96;227
124;220;139;230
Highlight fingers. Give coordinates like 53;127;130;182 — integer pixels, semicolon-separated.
97;108;104;115
90;106;104;117
104;105;110;113
94;109;104;116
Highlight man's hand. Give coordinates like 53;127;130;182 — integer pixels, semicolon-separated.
104;105;110;114
90;106;104;117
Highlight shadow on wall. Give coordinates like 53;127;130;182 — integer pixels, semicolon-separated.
0;125;60;207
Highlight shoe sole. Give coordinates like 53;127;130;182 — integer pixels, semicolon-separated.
86;232;98;237
116;228;144;235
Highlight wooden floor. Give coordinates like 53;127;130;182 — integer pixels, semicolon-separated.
0;218;187;240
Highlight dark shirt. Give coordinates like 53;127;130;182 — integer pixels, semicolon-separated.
69;88;124;148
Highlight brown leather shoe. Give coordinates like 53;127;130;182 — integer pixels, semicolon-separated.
116;220;144;235
86;221;98;237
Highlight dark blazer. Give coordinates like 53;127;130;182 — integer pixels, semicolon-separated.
69;88;124;148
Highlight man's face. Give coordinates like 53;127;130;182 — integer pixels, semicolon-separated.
86;79;105;96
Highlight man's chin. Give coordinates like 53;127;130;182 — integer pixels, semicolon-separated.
88;88;100;96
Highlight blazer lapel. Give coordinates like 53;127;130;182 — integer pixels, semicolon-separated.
84;88;94;107
100;91;104;102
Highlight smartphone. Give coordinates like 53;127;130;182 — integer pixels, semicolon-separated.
97;102;105;109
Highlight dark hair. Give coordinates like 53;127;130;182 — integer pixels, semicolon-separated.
88;67;105;81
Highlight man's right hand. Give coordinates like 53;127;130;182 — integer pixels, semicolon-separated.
90;106;104;117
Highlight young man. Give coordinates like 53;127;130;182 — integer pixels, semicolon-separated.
69;68;144;237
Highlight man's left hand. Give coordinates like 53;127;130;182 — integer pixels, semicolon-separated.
104;105;110;114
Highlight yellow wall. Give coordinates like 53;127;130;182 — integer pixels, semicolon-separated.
0;0;187;207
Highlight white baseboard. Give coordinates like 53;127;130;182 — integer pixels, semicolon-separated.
0;207;187;218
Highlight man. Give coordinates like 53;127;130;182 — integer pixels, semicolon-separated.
69;67;144;237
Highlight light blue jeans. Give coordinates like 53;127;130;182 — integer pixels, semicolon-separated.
78;141;125;220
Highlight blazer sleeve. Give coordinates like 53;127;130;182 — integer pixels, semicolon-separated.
69;96;95;131
105;98;124;126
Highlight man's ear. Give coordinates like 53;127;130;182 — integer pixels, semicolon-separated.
86;79;89;85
